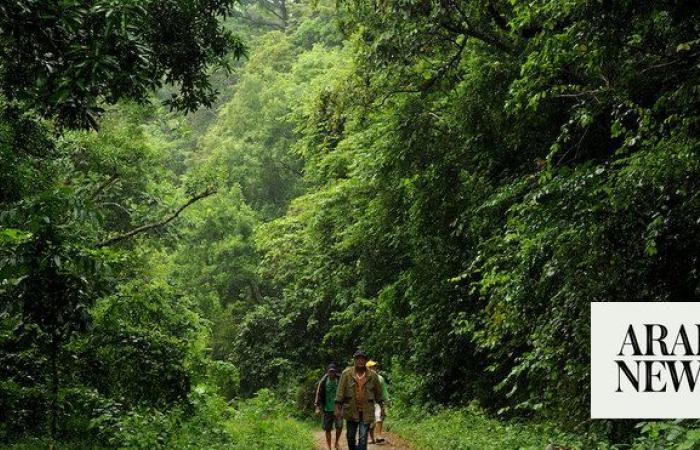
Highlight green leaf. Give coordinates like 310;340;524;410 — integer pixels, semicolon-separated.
0;228;33;245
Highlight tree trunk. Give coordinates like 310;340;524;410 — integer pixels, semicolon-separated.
279;0;288;29
49;333;60;450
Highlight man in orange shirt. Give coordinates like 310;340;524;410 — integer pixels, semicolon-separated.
334;350;384;450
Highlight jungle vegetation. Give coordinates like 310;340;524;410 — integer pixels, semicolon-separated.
1;0;699;448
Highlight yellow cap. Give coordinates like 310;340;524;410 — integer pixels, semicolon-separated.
367;360;378;367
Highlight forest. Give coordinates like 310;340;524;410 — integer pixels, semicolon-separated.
1;0;699;448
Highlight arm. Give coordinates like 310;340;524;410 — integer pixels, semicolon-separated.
374;374;383;406
314;375;325;415
381;376;389;405
334;371;347;417
335;372;346;404
374;374;386;417
314;377;321;406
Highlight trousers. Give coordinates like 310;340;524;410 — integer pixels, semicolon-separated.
346;419;370;450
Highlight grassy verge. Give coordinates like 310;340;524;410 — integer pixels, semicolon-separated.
0;388;315;450
223;389;314;450
385;404;597;450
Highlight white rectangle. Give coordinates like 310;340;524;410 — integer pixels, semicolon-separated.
591;302;700;418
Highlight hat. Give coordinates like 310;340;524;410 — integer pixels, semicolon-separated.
353;349;368;359
327;363;337;372
366;360;378;368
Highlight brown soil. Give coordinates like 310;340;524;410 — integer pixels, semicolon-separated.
313;429;414;450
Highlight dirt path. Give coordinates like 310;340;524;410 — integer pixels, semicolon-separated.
313;429;414;450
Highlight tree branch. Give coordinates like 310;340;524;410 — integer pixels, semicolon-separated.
232;11;284;30
91;173;119;200
443;2;514;54
257;0;285;21
376;36;468;107
99;202;132;217
640;50;700;74
95;188;217;247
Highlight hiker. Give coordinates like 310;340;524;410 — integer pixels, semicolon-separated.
367;360;389;445
335;350;384;450
315;363;343;450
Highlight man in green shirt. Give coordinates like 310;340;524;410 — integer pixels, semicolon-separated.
315;363;342;450
367;360;389;444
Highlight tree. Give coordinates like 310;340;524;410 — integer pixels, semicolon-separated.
250;0;700;433
234;0;290;31
0;0;247;434
0;0;246;128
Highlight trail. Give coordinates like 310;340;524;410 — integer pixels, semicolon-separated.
313;429;414;450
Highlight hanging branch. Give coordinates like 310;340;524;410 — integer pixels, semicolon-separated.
95;188;217;248
376;36;468;107
91;173;119;199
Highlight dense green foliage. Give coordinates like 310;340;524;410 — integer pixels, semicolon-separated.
216;0;700;433
0;0;247;445
2;0;700;448
389;405;587;450
1;0;245;128
0;389;313;449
